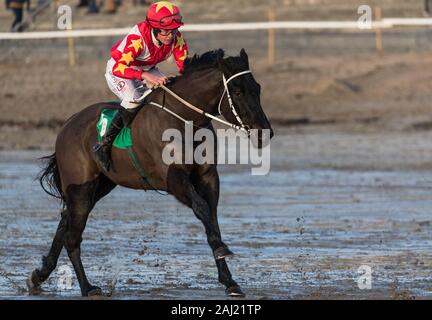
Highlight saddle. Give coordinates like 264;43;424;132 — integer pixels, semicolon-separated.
96;108;132;149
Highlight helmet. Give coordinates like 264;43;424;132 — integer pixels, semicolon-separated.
146;1;184;30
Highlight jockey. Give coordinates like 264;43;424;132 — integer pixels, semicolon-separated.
93;1;189;171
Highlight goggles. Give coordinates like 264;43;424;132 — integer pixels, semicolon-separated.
147;13;183;27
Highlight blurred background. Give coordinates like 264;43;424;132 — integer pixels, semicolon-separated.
0;0;432;166
1;1;432;299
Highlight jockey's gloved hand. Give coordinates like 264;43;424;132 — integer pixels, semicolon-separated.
166;77;175;84
141;71;168;88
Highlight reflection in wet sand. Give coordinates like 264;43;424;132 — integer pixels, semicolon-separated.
0;151;431;299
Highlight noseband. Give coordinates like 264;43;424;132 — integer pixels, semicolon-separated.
217;70;252;133
131;69;253;135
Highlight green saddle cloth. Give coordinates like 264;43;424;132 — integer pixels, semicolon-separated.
96;109;132;149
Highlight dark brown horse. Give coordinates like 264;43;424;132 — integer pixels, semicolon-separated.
27;48;274;297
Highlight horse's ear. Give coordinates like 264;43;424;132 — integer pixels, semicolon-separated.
216;49;225;69
216;49;225;61
240;48;249;68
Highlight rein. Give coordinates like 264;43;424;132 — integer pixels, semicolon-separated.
125;70;252;194
132;70;252;135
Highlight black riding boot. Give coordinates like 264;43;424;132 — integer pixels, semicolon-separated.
93;111;124;171
93;107;141;171
120;107;140;127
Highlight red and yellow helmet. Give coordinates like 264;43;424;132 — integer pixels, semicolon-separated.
146;1;184;30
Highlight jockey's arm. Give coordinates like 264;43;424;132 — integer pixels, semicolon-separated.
172;31;189;74
111;34;146;81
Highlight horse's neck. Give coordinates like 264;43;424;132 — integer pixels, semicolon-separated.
172;68;223;116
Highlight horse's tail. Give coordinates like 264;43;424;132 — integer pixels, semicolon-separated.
38;153;66;208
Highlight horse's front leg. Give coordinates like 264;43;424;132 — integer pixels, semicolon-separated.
167;165;245;297
190;165;233;259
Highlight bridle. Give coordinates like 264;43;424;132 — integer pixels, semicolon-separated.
131;69;253;135
217;70;252;133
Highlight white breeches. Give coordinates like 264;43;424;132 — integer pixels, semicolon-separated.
105;59;165;109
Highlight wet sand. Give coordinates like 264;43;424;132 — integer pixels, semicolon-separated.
1;0;432;299
0;143;431;299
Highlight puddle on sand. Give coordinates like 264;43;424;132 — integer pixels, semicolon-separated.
0;151;431;299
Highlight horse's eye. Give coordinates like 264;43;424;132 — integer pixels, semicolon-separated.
233;88;242;97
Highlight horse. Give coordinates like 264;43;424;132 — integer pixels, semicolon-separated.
27;48;274;297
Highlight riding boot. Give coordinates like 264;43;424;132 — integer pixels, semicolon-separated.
92;111;124;171
119;107;140;127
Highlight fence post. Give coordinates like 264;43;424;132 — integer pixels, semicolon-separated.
374;6;383;54
67;31;76;67
52;0;75;66
267;7;275;65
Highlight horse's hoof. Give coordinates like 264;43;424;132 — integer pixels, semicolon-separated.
85;286;103;297
226;285;245;297
214;246;234;260
27;270;42;295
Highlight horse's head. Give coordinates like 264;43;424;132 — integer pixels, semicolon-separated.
216;48;274;147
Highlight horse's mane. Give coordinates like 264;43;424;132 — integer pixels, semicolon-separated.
181;49;245;76
182;49;224;75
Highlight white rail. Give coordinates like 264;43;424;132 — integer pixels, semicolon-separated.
0;18;431;40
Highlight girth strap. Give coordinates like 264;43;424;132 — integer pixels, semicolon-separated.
126;146;168;195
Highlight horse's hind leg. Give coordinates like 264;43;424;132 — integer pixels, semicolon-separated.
62;181;102;297
28;175;116;296
63;176;116;297
168;166;244;297
28;183;98;296
27;209;68;294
